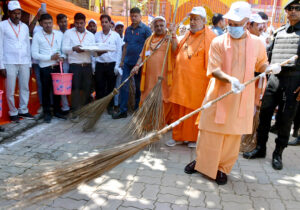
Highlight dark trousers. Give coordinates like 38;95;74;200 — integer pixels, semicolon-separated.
293;106;300;130
257;71;300;148
95;62;116;108
40;66;61;115
69;64;93;111
120;63;141;113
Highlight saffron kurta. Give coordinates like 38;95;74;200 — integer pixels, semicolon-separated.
195;32;268;179
169;26;216;142
139;35;173;124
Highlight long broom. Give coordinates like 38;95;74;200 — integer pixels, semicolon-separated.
4;56;296;208
126;0;180;137
74;36;167;131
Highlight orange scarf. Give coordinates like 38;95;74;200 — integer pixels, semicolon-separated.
215;31;255;124
140;32;173;92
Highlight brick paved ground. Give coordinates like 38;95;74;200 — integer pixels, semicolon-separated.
0;113;300;209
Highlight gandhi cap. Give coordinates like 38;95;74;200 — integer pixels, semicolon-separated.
250;14;266;23
115;21;124;27
8;1;22;11
223;1;251;21
284;0;300;9
88;19;97;25
189;7;207;19
152;16;166;24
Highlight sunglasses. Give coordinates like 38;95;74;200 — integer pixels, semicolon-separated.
286;5;300;11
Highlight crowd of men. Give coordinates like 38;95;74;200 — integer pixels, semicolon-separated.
0;0;300;185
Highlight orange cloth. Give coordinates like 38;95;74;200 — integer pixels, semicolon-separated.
139;35;174;124
195;130;241;179
172;104;198;142
168;26;215;142
169;26;216;110
197;32;268;135
140;33;173;92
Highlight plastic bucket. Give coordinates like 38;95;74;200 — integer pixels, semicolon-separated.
51;73;73;95
0;90;3;118
51;62;73;95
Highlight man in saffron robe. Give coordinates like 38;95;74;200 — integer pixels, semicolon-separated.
184;2;279;185
131;16;173;124
166;7;216;148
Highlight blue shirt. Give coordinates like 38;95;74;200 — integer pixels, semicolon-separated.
212;26;224;36
124;22;152;65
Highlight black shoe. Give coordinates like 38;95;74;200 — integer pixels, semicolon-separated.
44;114;52;123
10;115;20;123
272;145;284;170
288;137;300;146
270;124;278;134
19;113;34;119
54;112;67;120
0;127;5;132
61;110;70;116
184;160;197;174
243;145;266;159
215;170;227;185
112;111;127;119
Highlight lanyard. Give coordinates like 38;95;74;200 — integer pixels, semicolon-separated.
8;19;20;39
43;32;55;48
101;31;111;43
76;30;87;45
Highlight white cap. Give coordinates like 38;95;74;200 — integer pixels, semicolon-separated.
223;1;251;21
8;1;22;11
115;21;124;27
88;19;97;25
152;16;166;24
189;7;206;18
250;14;266;23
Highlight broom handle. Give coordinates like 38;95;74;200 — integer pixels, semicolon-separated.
157;55;298;135
59;61;63;74
159;0;179;77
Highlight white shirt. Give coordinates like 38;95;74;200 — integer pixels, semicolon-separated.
31;29;65;68
62;28;95;64
95;30;122;68
0;19;31;69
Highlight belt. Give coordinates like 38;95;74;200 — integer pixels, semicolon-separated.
97;62;116;66
71;63;91;67
42;65;58;70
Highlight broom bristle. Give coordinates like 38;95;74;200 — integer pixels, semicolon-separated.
126;80;165;138
5;132;160;208
75;90;116;131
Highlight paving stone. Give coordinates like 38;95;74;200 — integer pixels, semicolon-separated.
127;183;144;198
251;197;269;210
161;174;190;189
282;200;300;209
142;184;159;200
122;197;155;209
204;192;222;209
221;194;252;204
159;186;187;197
118;207;141;210
136;169;163;178
52;197;87;209
221;201;254;210
247;183;280;199
274;185;295;201
154;202;172;210
133;175;161;185
186;187;205;207
157;193;188;205
172;204;189;210
266;198;286;210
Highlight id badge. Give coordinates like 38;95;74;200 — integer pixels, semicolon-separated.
145;50;151;57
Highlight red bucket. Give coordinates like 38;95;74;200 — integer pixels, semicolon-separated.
0;90;3;118
51;62;73;95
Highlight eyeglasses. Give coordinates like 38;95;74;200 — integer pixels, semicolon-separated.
286;5;300;11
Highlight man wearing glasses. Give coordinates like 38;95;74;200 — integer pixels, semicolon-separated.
243;0;300;170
